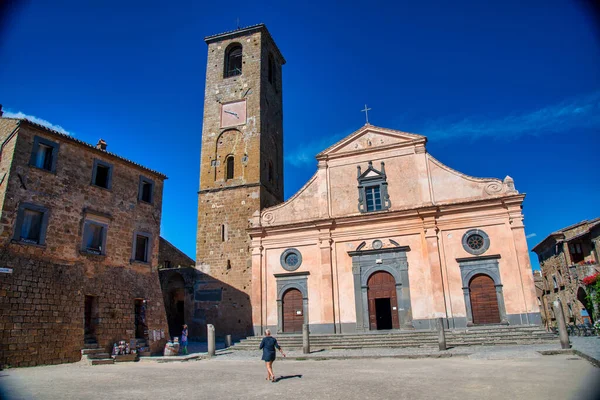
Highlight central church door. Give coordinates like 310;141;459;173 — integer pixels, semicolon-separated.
469;274;501;324
282;289;303;333
367;271;399;330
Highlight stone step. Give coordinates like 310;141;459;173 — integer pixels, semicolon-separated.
82;343;99;349
91;359;114;366
113;354;138;362
240;328;549;340
238;335;553;346
87;353;111;360
242;331;551;340
81;348;106;355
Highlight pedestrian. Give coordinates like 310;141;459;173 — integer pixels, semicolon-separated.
259;329;285;382
181;324;188;355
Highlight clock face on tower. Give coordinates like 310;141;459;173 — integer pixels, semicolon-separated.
220;100;247;128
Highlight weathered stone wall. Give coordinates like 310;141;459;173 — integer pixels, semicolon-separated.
0;120;169;367
195;26;284;339
196;186;257;338
534;219;600;326
0;119;19;217
158;237;195;268
0;251;168;367
0;123;164;265
159;266;251;341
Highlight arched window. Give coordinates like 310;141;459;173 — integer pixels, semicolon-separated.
226;156;235;180
224;44;242;78
268;53;276;85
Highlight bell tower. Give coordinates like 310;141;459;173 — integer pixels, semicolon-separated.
196;24;285;338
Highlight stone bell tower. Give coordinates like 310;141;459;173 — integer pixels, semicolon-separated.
195;24;285;338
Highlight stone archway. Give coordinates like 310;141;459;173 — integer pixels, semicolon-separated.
577;286;594;324
458;256;508;326
367;271;400;330
349;245;412;331
275;272;309;334
164;273;186;338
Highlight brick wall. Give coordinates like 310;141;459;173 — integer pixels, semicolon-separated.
0;120;169;367
0;253;167;367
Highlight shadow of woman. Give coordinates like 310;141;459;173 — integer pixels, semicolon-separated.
274;374;303;382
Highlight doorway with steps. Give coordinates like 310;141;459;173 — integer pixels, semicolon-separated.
84;295;98;344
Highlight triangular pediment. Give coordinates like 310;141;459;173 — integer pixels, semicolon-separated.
358;161;386;181
317;124;426;160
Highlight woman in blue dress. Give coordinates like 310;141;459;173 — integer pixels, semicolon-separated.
259;329;286;382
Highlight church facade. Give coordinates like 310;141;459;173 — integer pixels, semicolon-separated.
248;125;541;334
195;24;540;338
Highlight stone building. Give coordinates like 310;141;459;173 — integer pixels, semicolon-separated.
195;24;541;338
158;237;198;339
249;125;541;334
532;218;600;328
195;24;285;339
0;115;168;367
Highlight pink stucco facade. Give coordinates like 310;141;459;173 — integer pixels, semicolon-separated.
249;125;541;334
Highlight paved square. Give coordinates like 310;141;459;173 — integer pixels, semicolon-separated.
1;353;598;400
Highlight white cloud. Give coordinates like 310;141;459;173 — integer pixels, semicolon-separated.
3;110;73;136
285;92;600;167
421;91;600;140
285;127;357;168
526;233;537;239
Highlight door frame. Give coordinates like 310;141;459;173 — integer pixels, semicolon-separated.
367;271;400;330
275;272;309;334
349;245;413;331
457;255;508;326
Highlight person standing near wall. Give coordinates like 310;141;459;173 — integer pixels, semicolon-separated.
180;324;188;355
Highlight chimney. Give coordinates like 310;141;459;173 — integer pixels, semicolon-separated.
0;104;3;118
96;139;107;151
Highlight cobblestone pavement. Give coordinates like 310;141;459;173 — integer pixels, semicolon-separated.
1;353;599;400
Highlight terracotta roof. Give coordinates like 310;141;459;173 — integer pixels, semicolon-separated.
532;217;600;253
204;23;286;65
5;118;167;179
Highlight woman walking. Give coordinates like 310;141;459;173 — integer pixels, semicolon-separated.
259;329;285;382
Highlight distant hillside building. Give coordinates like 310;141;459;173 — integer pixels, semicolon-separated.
532;218;600;328
0;115;168;367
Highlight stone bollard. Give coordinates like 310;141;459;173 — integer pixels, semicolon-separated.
302;324;310;354
553;300;571;349
225;334;232;348
207;324;216;357
436;318;447;351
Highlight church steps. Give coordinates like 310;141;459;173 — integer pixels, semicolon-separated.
232;326;557;350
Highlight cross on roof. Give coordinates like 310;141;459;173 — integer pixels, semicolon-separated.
361;104;372;124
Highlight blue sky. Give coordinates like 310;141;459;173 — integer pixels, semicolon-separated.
1;0;598;269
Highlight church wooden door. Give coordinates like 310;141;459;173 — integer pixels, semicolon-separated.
367;271;399;330
282;289;303;333
469;274;501;324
